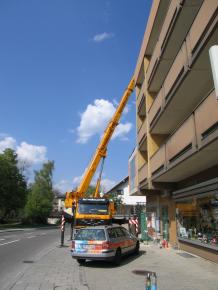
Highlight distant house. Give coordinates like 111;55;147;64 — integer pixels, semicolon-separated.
106;176;146;215
49;193;65;219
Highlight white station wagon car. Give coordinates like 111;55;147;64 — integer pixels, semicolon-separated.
71;225;139;266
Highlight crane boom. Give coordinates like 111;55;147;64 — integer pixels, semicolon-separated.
64;77;135;229
76;77;135;195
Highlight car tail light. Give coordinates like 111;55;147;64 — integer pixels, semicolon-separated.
102;241;110;250
72;241;75;250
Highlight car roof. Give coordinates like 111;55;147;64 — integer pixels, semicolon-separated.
77;224;125;230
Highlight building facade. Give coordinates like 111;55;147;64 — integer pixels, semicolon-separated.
134;0;218;262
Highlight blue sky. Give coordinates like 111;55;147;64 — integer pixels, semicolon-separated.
0;0;152;194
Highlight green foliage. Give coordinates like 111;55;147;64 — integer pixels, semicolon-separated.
0;149;27;222
24;161;54;224
84;185;96;198
105;191;123;210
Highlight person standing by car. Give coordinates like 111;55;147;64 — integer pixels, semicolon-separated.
70;202;76;239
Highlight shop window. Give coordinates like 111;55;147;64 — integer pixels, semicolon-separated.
176;194;218;247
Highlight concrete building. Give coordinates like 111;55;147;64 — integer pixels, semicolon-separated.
134;0;218;262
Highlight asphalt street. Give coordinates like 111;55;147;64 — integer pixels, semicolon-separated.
0;226;218;290
0;227;61;290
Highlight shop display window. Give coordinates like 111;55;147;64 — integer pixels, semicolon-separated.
176;194;218;247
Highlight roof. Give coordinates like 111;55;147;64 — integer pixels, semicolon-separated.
106;176;129;193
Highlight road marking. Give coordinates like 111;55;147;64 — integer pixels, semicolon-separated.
0;239;20;246
27;236;36;239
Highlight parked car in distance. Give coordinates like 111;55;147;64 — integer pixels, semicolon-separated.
71;225;140;266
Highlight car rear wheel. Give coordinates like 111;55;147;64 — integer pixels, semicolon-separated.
113;248;122;266
77;258;86;265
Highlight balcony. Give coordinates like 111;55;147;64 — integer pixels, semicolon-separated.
135;0;170;85
147;0;203;93
151;90;218;183
149;43;189;134
138;119;147;152
166;115;196;168
186;0;218;62
149;3;218;136
137;80;146;118
195;90;218;150
145;0;171;57
138;163;148;187
148;88;164;130
150;144;166;179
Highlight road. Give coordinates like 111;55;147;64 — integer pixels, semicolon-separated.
1;226;218;290
0;226;65;289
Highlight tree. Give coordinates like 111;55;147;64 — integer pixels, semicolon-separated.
0;149;27;222
24;161;54;224
84;185;96;197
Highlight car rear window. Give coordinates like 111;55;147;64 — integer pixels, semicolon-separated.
75;229;106;241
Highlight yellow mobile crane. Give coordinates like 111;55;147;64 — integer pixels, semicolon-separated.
64;77;135;230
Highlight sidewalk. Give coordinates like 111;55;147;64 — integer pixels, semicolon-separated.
5;240;218;290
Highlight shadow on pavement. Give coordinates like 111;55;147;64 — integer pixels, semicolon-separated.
81;250;146;268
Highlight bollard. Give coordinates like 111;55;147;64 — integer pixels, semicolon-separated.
145;272;157;290
60;214;65;246
151;272;157;290
145;272;151;290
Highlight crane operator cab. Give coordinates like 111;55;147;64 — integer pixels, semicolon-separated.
75;198;113;228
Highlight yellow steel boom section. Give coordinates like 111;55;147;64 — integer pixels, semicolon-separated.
76;77;135;196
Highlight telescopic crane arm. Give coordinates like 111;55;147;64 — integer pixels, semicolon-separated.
76;77;135;197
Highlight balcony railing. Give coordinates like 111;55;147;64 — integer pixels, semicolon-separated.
195;90;218;149
138;119;147;149
138;163;148;185
166;115;196;166
150;144;166;177
148;88;164;130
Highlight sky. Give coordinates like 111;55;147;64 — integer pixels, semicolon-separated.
0;0;152;194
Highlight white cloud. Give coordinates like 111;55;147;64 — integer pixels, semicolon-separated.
76;99;132;144
113;99;130;114
55;175;116;195
72;175;83;186
16;142;47;166
112;123;132;140
101;178;116;192
54;179;74;194
92;32;114;43
0;136;16;152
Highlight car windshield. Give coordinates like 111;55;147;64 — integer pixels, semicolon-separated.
75;229;106;241
78;203;108;215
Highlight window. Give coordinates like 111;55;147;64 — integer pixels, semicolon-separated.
78;203;108;215
114;227;125;238
120;227;131;237
107;228;117;239
176;194;218;247
75;229;106;241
